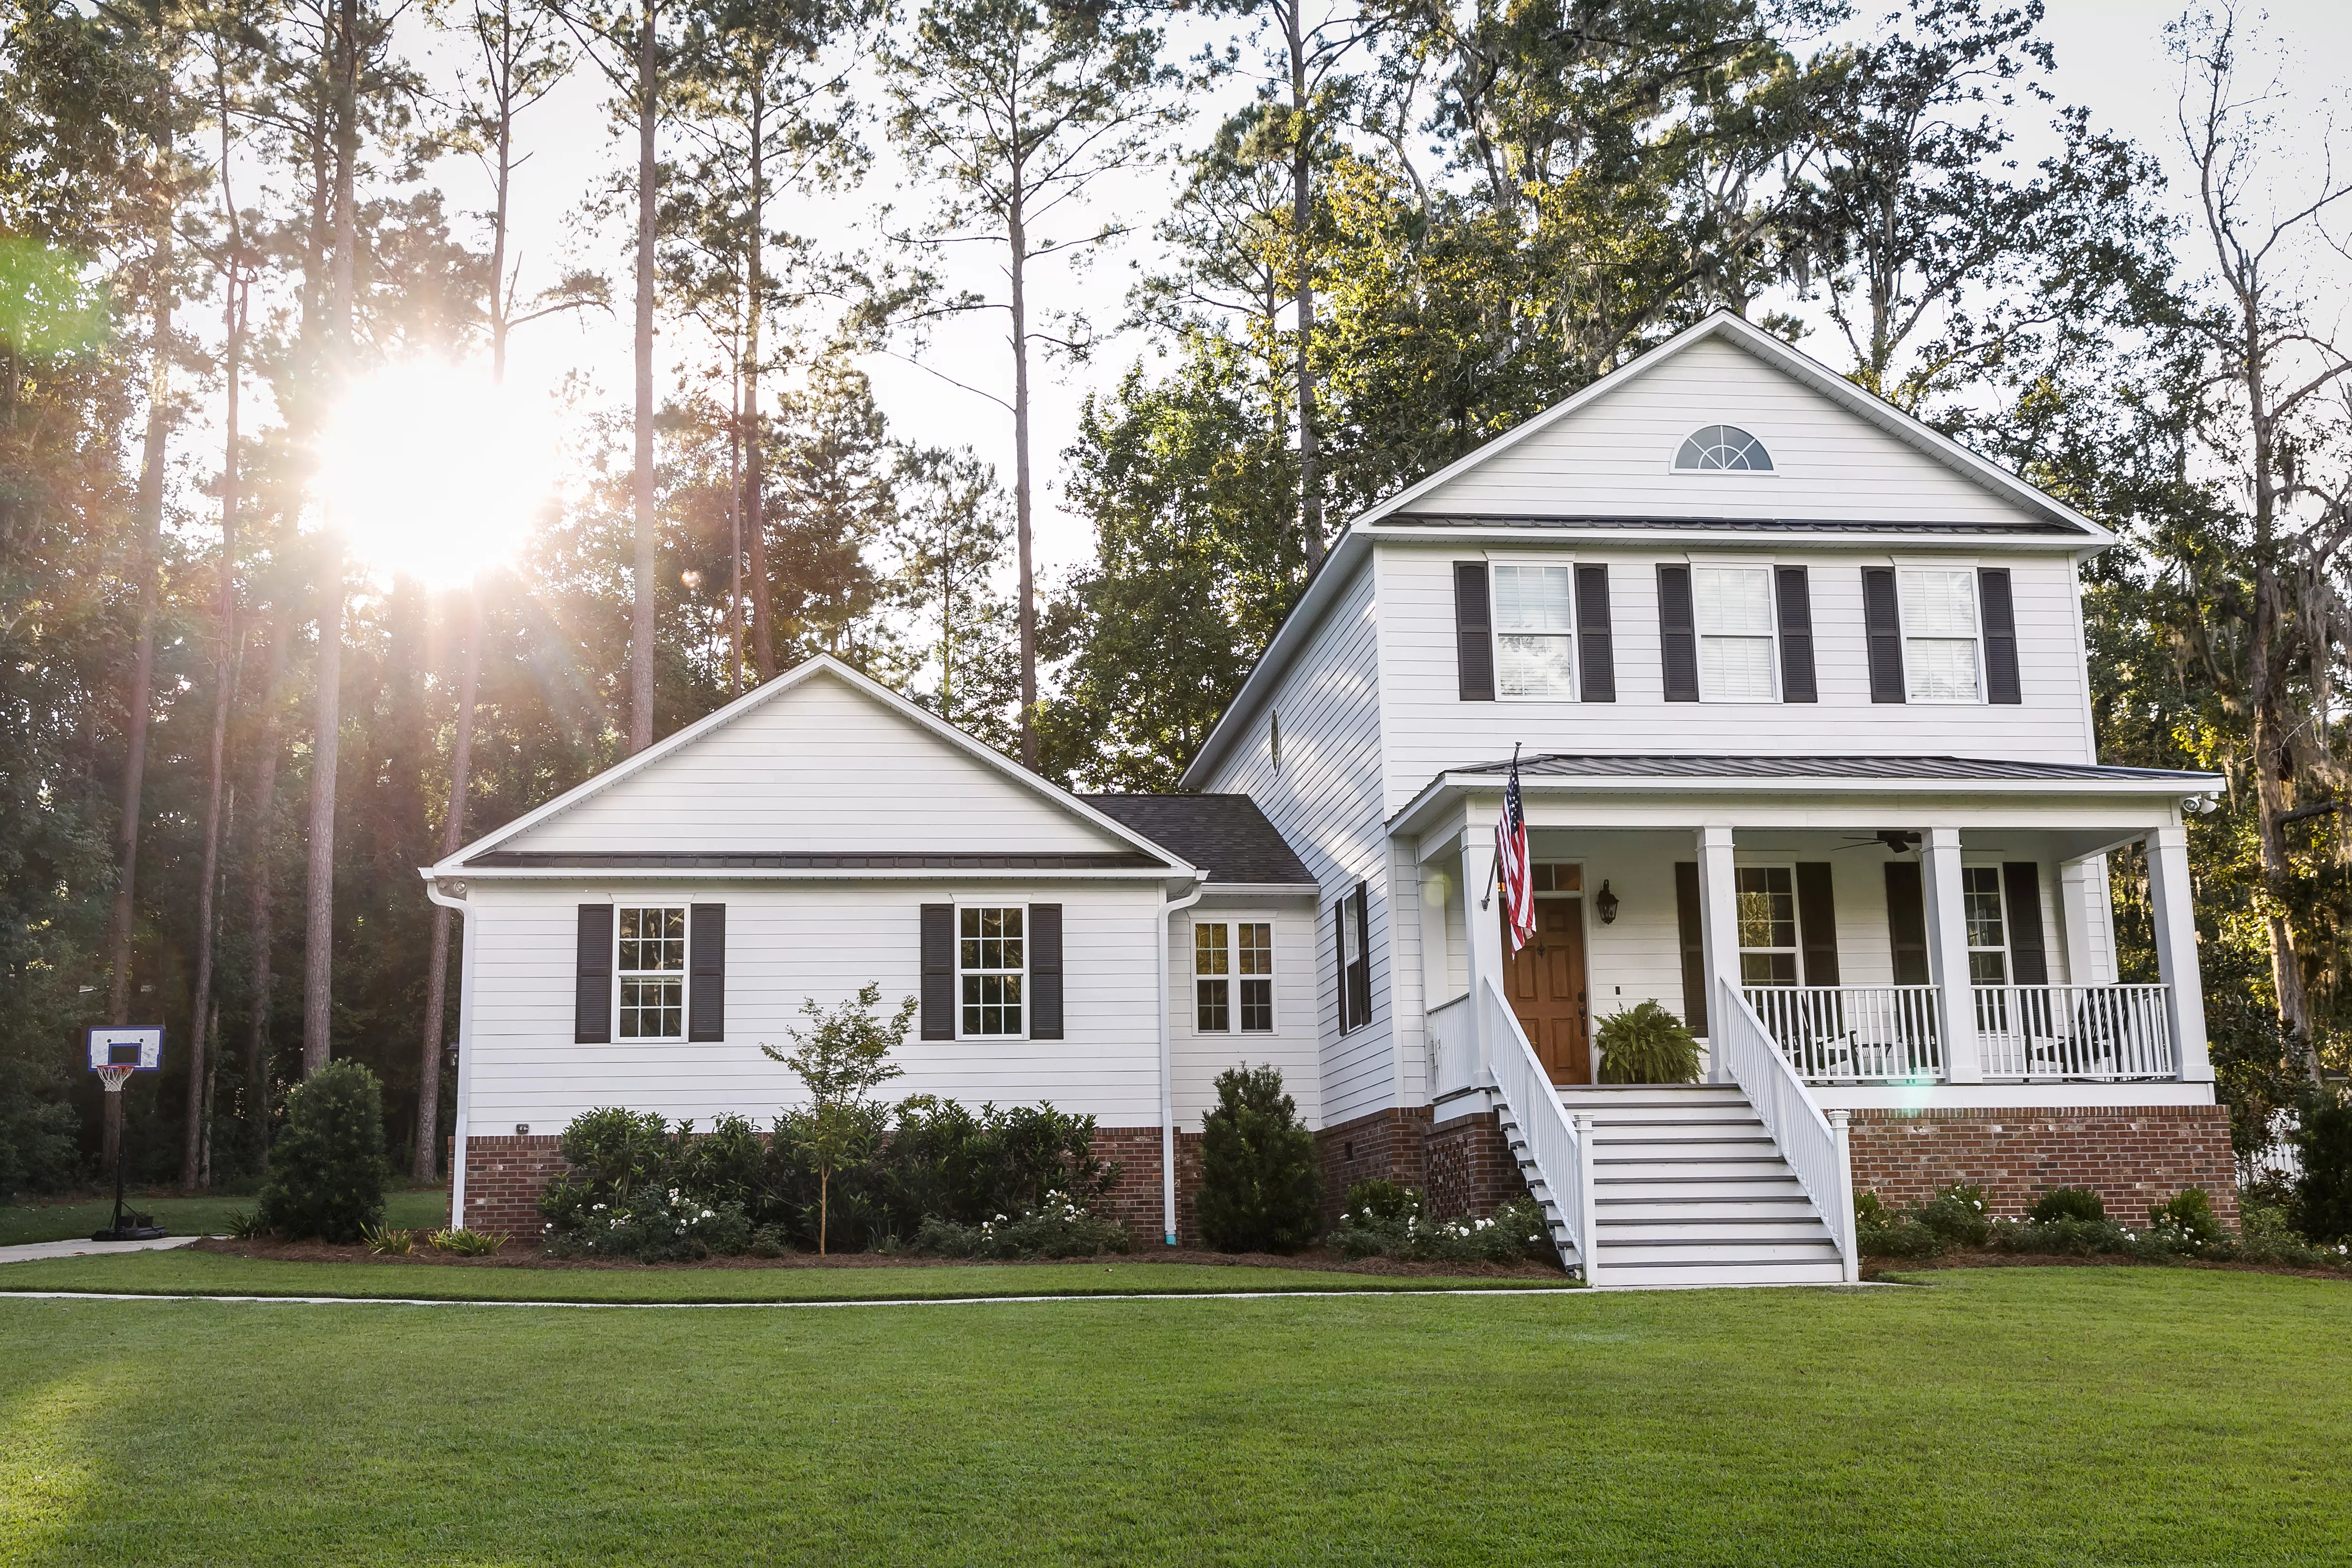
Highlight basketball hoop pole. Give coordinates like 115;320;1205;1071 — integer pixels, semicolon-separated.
98;1066;134;1238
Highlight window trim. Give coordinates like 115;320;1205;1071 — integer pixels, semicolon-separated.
1689;562;1781;704
1732;863;1803;988
1192;912;1278;1035
1893;564;1988;705
955;901;1031;1041
613;903;690;1043
1486;555;1580;704
1671;424;1776;473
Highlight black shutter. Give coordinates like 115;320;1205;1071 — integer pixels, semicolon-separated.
1350;883;1373;1027
1884;862;1930;986
1673;862;1708;1035
1029;904;1064;1039
1575;564;1615;702
1980;568;2021;704
1795;864;1839;986
2001;863;2048;986
687;903;725;1042
1658;564;1698;702
1333;897;1351;1033
574;904;614;1044
1454;562;1495;701
920;903;955;1040
1775;565;1818;703
1863;567;1906;703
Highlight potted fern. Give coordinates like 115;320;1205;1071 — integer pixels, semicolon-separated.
1594;1001;1701;1085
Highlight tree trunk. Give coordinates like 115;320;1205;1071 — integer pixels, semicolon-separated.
489;3;514;383
1287;4;1321;569
743;81;774;683
818;1165;829;1255
183;269;243;1187
629;3;659;752
244;605;290;1150
104;263;174;1175
416;588;481;1180
1009;183;1036;770
728;360;743;696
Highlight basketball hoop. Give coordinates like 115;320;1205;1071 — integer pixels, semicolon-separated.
95;1063;135;1093
84;1025;166;1242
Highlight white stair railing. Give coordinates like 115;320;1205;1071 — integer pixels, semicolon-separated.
1480;976;1595;1281
1974;984;2174;1080
1716;979;1859;1284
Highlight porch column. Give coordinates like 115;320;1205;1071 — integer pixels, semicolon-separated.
2145;824;2214;1083
1463;809;1506;1085
2056;854;2113;986
1920;827;1983;1083
1695;826;1740;1083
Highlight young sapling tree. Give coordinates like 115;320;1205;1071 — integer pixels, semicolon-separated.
764;982;912;1252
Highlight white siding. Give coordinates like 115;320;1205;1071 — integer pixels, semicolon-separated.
1408;335;2034;526
507;672;1129;855
1376;544;2096;817
461;881;1165;1130
1167;897;1323;1129
1196;559;1398;1125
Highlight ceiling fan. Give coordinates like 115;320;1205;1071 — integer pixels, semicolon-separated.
1831;830;1922;854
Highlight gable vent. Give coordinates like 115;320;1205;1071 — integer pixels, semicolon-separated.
1675;425;1773;472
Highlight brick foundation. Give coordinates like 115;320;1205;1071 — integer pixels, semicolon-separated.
1312;1108;1433;1227
1424;1111;1529;1221
1846;1104;2238;1228
456;1134;567;1239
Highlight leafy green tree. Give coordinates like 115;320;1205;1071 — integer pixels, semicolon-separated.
763;982;911;1253
257;1058;388;1241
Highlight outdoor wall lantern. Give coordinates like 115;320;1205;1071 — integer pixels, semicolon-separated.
1595;881;1619;924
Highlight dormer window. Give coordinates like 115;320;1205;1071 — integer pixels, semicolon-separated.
1675;425;1772;472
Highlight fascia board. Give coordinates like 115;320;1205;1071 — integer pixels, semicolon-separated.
1366;523;2099;555
421;865;1197;884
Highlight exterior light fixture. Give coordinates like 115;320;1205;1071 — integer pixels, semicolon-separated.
1595;880;1619;924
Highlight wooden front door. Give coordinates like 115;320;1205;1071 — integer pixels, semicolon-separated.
1505;897;1590;1084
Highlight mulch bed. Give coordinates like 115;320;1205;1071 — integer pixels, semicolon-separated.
190;1236;1566;1279
1868;1251;2352;1283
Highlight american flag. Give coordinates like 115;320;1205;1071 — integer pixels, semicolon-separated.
1497;747;1535;953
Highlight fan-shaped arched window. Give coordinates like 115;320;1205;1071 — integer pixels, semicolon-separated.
1674;425;1773;472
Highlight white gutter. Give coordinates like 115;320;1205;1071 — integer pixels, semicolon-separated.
1158;873;1210;1247
422;877;474;1230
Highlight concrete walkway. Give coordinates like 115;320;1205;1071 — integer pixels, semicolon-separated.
0;1234;205;1265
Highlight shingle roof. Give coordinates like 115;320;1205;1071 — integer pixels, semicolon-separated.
1078;794;1319;886
1449;754;2217;784
1382;512;2083;535
460;850;1165;870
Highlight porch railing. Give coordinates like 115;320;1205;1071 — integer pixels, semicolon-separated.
1481;977;1594;1280
1716;979;1860;1283
1743;985;1944;1084
1975;983;2174;1080
1427;991;1477;1100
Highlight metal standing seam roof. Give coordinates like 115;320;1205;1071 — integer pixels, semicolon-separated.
1445;754;2221;784
1381;512;2085;536
1078;794;1320;887
459;850;1169;871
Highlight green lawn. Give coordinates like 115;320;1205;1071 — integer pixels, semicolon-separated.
0;1188;449;1248
0;1248;1557;1301
3;1268;2347;1566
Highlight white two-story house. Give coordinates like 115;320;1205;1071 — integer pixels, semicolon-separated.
429;311;2233;1286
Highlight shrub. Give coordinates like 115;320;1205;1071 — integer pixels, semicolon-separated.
362;1224;414;1255
880;1097;1112;1234
2292;1090;2352;1245
2148;1188;2221;1252
1594;1002;1700;1085
1345;1178;1417;1224
544;1186;752;1262
1916;1183;1991;1248
224;1208;270;1240
429;1227;507;1257
910;1192;1131;1259
256;1061;388;1243
1195;1065;1322;1254
1331;1187;1553;1264
2028;1186;2106;1225
1854;1191;1943;1259
1986;1216;2133;1257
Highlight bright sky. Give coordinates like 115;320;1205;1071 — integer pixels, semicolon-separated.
407;0;2352;586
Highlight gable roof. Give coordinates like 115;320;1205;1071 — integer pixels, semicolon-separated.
1182;311;2112;788
431;655;1196;882
1078;795;1318;888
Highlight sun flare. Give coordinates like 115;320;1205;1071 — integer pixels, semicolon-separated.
316;360;558;588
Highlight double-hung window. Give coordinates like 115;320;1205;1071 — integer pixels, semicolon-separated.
617;906;687;1039
959;906;1025;1037
1962;866;2008;985
1692;565;1776;702
1899;569;1982;702
1197;920;1274;1033
1491;563;1576;699
1734;867;1799;986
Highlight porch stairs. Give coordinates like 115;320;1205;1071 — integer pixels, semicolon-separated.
1498;1083;1846;1287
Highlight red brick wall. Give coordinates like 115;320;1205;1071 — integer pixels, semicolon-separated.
1424;1111;1529;1221
1847;1104;2239;1229
1093;1125;1198;1248
456;1134;566;1239
1312;1108;1433;1226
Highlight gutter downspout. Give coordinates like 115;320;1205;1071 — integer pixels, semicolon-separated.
422;874;473;1230
1159;872;1209;1247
